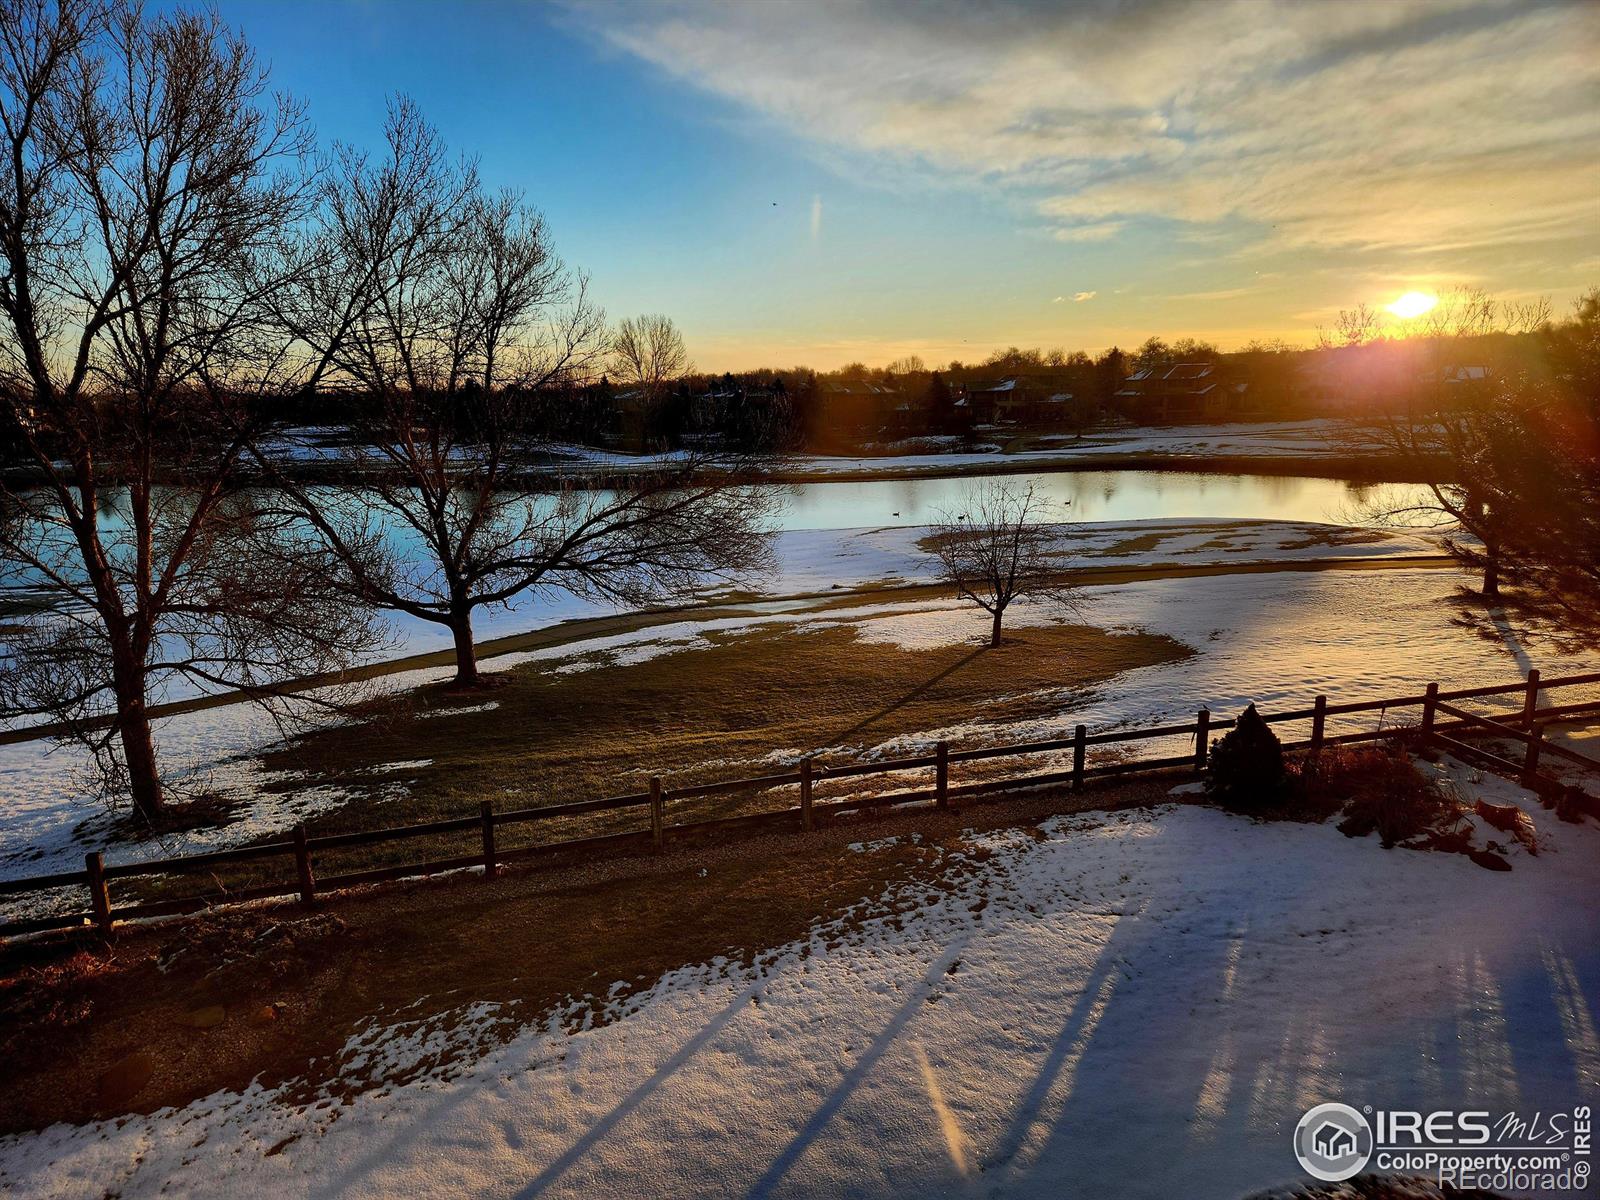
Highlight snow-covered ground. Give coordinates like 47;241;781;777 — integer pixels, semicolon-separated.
5;556;1592;925
257;419;1351;480
383;517;1440;658
785;419;1350;477
3;760;1594;1200
760;517;1435;599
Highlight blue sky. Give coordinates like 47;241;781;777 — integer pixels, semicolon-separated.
213;0;1600;371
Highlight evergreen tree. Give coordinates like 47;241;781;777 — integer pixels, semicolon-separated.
1207;704;1287;809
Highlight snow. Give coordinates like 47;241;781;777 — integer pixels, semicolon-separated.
777;420;1351;477
265;420;1347;482
757;517;1437;597
4;773;1595;1200
3;554;1592;920
376;517;1439;657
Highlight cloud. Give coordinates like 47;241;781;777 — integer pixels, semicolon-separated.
1051;220;1125;244
810;193;822;242
565;0;1600;269
1073;291;1097;302
1167;286;1254;302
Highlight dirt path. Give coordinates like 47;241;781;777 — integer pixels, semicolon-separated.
0;553;1454;747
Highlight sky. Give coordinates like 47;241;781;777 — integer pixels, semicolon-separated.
212;0;1600;372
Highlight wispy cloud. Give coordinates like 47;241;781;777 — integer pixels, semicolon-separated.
810;193;822;243
1051;220;1125;244
1167;286;1255;302
1073;291;1097;302
566;0;1600;273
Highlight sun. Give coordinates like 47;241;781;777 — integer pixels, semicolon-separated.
1387;291;1438;319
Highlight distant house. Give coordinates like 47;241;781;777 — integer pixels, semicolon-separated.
961;374;1077;427
1115;362;1249;423
689;383;784;430
1295;343;1416;415
813;380;901;438
1437;364;1491;387
609;387;653;451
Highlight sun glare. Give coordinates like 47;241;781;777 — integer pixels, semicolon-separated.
1387;290;1438;319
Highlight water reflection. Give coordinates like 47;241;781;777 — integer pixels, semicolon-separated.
775;471;1429;531
1;470;1435;598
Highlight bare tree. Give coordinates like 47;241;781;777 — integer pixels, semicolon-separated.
610;313;689;401
929;481;1077;646
269;103;775;686
0;1;380;822
1351;287;1552;597
1435;289;1600;645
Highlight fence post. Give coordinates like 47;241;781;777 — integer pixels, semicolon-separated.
292;824;316;906
1523;722;1544;785
85;852;112;935
649;776;665;852
800;759;814;832
935;741;949;809
1310;694;1327;758
480;801;497;879
1522;669;1541;728
1072;724;1086;791
1421;683;1439;738
1194;709;1210;773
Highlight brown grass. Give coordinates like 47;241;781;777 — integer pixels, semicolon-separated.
89;612;1184;907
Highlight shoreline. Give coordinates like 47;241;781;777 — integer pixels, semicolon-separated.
1;450;1446;490
0;551;1456;748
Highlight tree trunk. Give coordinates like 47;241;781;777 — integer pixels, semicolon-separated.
990;607;1003;647
119;702;164;823
450;608;480;686
108;638;163;821
1483;549;1500;598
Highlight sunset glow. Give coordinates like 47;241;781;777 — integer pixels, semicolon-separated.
1387;291;1439;320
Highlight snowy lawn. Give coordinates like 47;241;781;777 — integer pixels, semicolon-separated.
305;419;1354;481
3;762;1594;1199
774;419;1355;477
0;521;1444;880
3;559;1593;920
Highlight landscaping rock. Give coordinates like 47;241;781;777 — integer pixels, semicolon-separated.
1466;847;1513;872
250;1003;282;1026
176;1004;226;1030
1473;797;1522;833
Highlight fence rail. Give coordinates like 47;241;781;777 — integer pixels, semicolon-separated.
4;667;1600;940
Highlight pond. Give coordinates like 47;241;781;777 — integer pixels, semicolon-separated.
774;470;1419;531
0;469;1433;603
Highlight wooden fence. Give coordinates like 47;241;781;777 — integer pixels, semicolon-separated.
4;667;1599;941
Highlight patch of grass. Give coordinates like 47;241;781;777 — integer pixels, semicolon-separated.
108;612;1186;899
1278;528;1390;551
271;616;1185;821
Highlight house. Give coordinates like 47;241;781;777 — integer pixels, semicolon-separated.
812;380;901;438
1115;361;1249;423
1437;364;1491;387
1296;342;1418;415
608;388;654;450
961;374;1079;427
